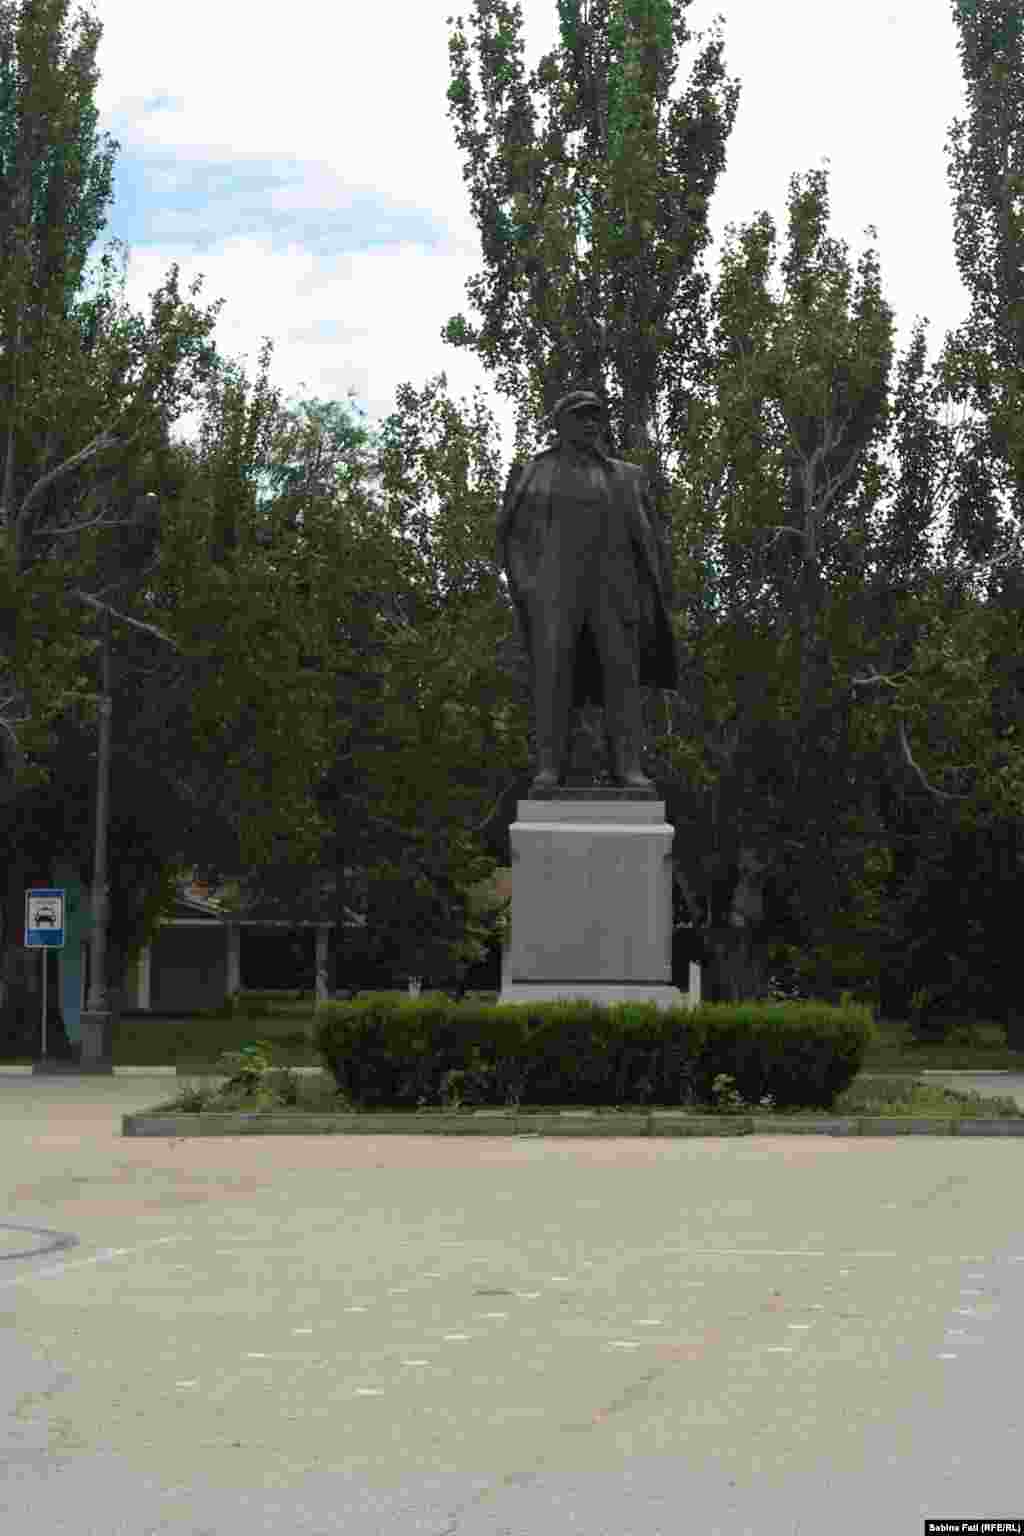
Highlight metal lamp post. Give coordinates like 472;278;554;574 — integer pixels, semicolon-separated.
79;491;164;1070
20;490;172;1072
80;601;114;1070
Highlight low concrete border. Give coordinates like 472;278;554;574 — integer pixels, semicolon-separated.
121;1108;1024;1138
4;1062;1021;1137
2;1064;1017;1077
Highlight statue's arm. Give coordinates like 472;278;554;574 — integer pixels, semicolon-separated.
644;475;674;601
629;467;666;594
497;460;527;569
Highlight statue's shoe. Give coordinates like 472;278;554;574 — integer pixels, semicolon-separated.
532;768;560;790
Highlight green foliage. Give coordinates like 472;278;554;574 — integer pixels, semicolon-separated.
706;1073;776;1114
122;345;372;870
114;857;185;975
154;1066;1023;1121
833;1074;1023;1120
201;1040;303;1109
0;0;120;312
0;234;228;801
139;362;519;998
442;0;740;471
9;0;1024;1043
439;0;1024;1026
0;0;124;787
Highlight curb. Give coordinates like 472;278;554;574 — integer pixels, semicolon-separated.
0;1064;1016;1077
121;1109;1024;1139
0;1065;326;1077
0;1069;1019;1081
4;1064;1022;1136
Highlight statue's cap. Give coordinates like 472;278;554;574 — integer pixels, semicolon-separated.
540;389;607;434
552;389;605;418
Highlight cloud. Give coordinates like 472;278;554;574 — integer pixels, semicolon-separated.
73;0;995;547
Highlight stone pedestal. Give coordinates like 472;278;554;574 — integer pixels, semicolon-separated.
78;1009;114;1072
499;788;690;1013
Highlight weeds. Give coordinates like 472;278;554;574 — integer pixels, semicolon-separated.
706;1073;777;1114
149;1043;1022;1122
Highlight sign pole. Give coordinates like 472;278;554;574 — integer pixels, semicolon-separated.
25;889;65;1069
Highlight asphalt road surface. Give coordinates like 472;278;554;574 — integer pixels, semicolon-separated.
1;1070;1023;1535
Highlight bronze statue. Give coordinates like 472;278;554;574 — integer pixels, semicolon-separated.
497;390;678;791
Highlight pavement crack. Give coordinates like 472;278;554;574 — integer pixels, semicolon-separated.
559;1363;667;1434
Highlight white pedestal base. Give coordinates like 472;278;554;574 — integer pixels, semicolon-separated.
499;797;692;1014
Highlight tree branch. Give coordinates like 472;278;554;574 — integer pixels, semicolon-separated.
71;590;181;650
851;665;973;799
0;704;28;733
672;864;703;927
33;490;159;560
15;426;131;530
39;513;139;535
763;524;804;554
0;694;29;787
850;664;913;689
339;777;518;854
470;778;520;836
337;791;431;845
896;716;972;801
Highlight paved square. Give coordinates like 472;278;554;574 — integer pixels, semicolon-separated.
2;1072;1023;1534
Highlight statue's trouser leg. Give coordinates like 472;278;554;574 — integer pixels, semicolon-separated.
531;600;581;781
588;596;642;777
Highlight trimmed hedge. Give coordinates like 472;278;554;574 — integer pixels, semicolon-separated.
311;991;876;1112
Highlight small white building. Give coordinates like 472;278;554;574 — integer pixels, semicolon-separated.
114;880;368;1015
37;862;366;1050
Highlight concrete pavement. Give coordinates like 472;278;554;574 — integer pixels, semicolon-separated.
1;1070;1023;1535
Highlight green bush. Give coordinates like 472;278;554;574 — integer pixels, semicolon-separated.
210;1040;302;1105
309;992;874;1112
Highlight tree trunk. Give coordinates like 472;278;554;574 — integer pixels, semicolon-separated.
702;925;771;1003
701;843;774;1002
1;849;36;1055
1002;1005;1024;1053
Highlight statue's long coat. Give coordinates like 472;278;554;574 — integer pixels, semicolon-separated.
496;446;678;711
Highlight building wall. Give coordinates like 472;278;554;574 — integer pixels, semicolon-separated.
34;854;345;1031
151;925;226;1013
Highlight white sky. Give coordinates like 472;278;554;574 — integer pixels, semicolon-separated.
79;0;993;536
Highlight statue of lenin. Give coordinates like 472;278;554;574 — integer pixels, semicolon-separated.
496;389;678;792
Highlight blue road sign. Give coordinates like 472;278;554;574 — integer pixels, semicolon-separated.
25;888;65;949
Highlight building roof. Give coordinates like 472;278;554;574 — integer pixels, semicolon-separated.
167;885;366;929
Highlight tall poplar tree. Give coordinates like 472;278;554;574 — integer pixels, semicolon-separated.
0;0;226;790
440;0;1024;1004
859;0;1024;1034
442;0;740;564
937;0;1024;534
0;0;121;543
0;0;229;1042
